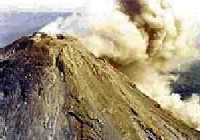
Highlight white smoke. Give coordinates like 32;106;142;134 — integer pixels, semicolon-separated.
40;0;200;130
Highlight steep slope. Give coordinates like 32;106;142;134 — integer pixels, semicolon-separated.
0;35;200;140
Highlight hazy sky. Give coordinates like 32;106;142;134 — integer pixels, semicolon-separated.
0;0;86;12
0;0;200;24
170;0;200;19
0;0;200;18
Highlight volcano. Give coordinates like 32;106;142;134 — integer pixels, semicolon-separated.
0;35;200;140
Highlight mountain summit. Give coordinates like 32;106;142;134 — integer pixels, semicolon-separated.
0;35;200;140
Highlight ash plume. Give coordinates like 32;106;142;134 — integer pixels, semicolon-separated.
40;0;200;130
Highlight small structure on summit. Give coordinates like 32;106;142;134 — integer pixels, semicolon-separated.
33;32;48;38
56;34;65;40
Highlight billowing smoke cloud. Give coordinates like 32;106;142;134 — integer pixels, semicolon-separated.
40;0;200;130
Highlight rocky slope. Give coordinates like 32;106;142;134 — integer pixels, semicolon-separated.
0;35;200;140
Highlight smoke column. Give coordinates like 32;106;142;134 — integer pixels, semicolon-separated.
40;0;200;130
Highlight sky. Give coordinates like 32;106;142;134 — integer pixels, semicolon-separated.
170;0;200;20
0;0;199;17
0;0;86;12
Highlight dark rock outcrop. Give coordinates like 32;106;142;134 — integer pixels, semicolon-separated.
0;36;200;140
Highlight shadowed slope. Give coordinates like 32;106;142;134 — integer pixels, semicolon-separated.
0;36;200;140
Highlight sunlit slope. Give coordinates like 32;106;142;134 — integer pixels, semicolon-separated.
0;36;200;140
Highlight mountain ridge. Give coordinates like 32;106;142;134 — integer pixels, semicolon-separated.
0;35;200;140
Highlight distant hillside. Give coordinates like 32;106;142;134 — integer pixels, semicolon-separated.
171;61;200;99
0;12;72;47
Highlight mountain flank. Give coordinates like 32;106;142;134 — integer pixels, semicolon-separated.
0;35;200;140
